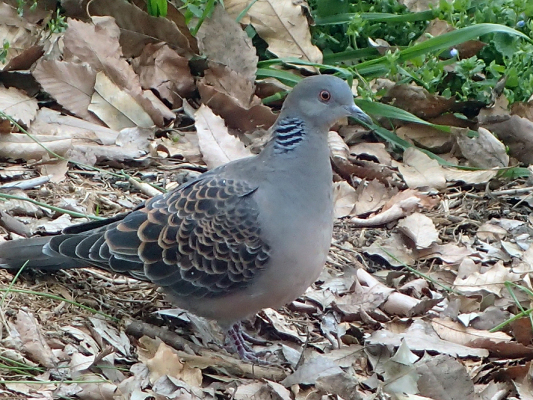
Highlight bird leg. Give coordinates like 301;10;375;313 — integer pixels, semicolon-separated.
225;323;270;363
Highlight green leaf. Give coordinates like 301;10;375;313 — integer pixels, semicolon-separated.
355;23;531;76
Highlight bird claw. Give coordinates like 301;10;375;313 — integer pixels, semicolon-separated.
225;323;271;364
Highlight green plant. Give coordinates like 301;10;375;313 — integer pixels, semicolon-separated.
0;40;9;64
47;10;67;33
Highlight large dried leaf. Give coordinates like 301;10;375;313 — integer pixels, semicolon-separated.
0;86;38;126
367;320;489;358
194;104;252;169
332;181;356;218
226;0;322;64
198;64;276;132
89;72;154;130
197;4;258;83
0;133;71;161
397;148;446;191
455;127;509;168
32;60;99;123
63;17;174;127
14;310;59;368
482;115;533;165
382;84;456;118
88;0;198;58
30;108;118;146
453;261;521;296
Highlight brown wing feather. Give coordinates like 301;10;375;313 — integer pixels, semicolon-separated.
52;177;271;299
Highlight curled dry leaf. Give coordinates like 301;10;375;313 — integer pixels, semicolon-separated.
132;43;195;108
144;342;202;386
363;232;417;267
444;168;498;184
397;212;439;249
352;179;392;217
226;0;322;65
332;181;356;219
367;319;489;358
194;104;253;169
351;190;424;227
397;123;455;153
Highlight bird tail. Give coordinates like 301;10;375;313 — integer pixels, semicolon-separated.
0;237;85;270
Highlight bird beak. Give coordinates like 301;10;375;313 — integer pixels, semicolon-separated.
345;104;372;126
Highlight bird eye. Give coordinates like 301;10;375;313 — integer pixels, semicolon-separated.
319;90;331;102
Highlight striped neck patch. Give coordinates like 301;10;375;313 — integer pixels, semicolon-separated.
273;118;305;153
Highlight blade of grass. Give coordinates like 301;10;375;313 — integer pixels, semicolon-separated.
0;193;104;221
314;10;437;25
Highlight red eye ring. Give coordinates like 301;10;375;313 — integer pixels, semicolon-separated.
319;90;331;102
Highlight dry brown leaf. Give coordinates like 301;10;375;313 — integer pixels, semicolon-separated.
363;232;416;267
415;355;475;400
0;133;71;161
453;261;522;296
349;142;393;165
15;310;59;368
382;84;456;119
145;342;202;386
396;123;454;153
38;159;69;183
352;179;391;216
63;17;174;127
0;86;38;126
197;4;258;83
397;212;438;249
194;104;253;169
30;107;118;145
0;3;39;70
482;115;533;165
367;320;489;357
88;0;197;58
455;127;509;168
226;0;322;65
417;243;473;265
89;72;154;130
332;181;356;219
444;168;498;184
132;43;195;108
32;60;99;123
397;148;446;191
198;64;276;132
157;132;202;164
351;191;425;227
